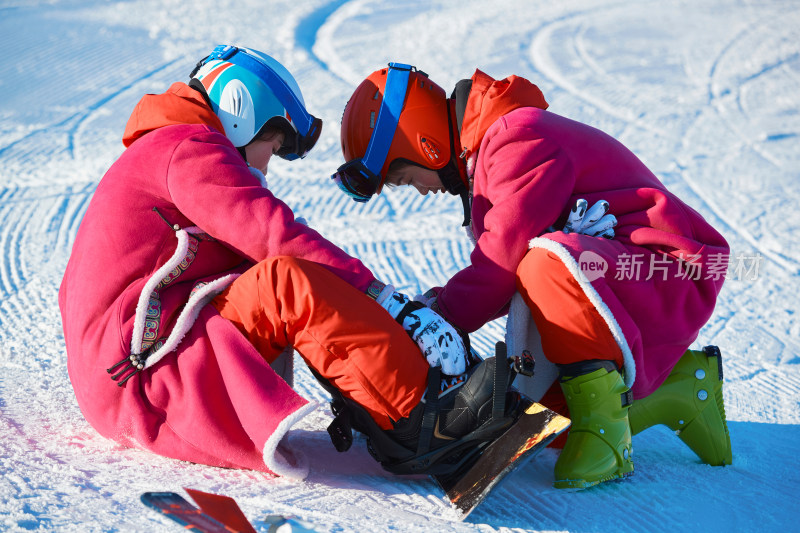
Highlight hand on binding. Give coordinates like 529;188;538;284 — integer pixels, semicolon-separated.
377;286;467;375
563;199;617;238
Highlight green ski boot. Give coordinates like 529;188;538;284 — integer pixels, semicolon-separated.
553;361;634;489
629;345;732;466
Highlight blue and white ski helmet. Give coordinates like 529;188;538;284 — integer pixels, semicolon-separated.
191;45;322;159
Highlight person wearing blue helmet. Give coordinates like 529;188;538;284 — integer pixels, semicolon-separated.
189;45;322;159
59;45;523;479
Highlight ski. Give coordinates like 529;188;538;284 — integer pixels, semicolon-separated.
433;400;570;520
141;489;322;532
141;400;567;529
141;491;235;532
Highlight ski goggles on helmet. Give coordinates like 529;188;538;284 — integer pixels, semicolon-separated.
199;45;322;160
331;63;413;202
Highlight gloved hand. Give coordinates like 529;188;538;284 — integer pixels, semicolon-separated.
563;199;617;238
376;286;467;375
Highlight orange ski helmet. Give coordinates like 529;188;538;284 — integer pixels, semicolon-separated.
334;63;452;202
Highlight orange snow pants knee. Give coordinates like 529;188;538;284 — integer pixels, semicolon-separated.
516;248;624;368
211;256;427;430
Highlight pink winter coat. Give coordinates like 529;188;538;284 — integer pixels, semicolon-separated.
59;83;374;477
435;72;729;397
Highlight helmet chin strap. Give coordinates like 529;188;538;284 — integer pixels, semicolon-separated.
437;162;471;227
438;99;471;227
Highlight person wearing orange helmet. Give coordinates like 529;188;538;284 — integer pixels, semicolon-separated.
335;63;733;489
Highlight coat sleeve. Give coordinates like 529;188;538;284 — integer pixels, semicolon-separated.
437;121;575;332
165;130;375;291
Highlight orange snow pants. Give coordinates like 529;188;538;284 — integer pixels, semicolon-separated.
516;248;625;447
211;256;428;430
517;248;623;368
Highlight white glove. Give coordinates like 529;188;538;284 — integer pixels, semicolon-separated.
377;286;467;375
563;199;617;238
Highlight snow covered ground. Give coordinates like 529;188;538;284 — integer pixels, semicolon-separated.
1;0;799;530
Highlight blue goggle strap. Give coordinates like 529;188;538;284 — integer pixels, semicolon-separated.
360;62;413;176
206;45;315;137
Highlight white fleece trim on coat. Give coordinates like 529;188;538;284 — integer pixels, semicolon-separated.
262;400;319;480
131;228;192;356
528;237;636;388
465;152;478;179
142;272;241;370
248;165;268;188
130;225;239;369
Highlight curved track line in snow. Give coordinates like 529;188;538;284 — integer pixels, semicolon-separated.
528;6;669;139
69;59;182;162
0;59;180;162
689;13;800;273
707;15;800;170
529;5;800;274
0;183;94;303
294;0;352;76
312;0;378;86
675;166;800;275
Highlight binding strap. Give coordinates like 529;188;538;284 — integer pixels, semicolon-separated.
414;366;442;456
492;342;510;420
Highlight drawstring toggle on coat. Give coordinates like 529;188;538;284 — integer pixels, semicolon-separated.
105;207;240;387
106;348;153;386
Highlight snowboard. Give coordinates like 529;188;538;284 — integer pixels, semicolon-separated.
141;401;569;528
433;400;570;520
141;489;322;532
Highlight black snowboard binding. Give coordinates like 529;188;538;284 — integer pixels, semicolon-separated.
317;342;531;476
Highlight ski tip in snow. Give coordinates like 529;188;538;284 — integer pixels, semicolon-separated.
141;491;233;532
141;489;324;532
